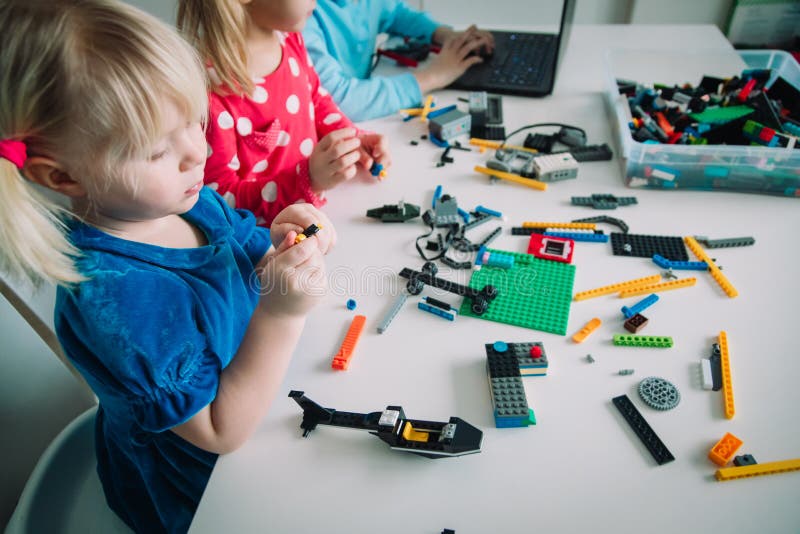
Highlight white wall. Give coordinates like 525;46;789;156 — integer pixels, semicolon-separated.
419;0;734;29
127;0;176;23
629;0;735;29
124;0;736;30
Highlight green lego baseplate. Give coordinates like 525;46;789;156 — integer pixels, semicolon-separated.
459;249;576;335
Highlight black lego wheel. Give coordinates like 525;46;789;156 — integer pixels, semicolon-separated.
471;298;488;315
407;279;424;295
422;261;438;277
482;285;498;299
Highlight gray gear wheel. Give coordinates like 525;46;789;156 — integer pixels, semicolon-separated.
638;377;680;410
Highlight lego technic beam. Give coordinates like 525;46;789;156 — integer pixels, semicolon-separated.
399;261;498;315
288;391;483;459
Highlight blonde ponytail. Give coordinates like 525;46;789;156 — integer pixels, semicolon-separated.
0;160;84;286
177;0;253;95
0;0;207;287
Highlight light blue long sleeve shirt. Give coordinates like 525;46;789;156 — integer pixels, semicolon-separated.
303;0;441;121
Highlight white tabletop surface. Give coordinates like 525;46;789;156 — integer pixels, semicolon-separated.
190;25;800;534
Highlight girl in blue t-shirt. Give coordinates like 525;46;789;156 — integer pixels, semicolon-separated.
0;1;334;532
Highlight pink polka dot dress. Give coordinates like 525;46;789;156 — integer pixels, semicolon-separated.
204;32;353;226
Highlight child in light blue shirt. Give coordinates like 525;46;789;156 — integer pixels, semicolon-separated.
303;0;493;121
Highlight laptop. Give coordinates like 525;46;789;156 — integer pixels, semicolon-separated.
448;0;576;97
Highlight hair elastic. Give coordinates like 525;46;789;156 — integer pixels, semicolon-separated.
0;139;28;169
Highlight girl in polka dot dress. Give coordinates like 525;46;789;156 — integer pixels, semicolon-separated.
178;0;391;227
1;1;334;532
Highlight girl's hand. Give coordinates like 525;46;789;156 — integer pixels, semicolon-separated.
269;203;336;255
256;230;327;319
309;127;361;193
415;26;492;93
357;132;391;176
434;25;494;53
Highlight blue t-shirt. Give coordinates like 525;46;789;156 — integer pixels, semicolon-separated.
55;188;271;533
303;0;441;121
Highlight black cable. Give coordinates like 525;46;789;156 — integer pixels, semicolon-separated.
500;122;586;149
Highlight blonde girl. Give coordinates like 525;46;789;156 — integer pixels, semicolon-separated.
178;0;391;227
0;1;333;532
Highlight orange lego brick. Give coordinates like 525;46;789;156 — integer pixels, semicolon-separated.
684;236;738;298
574;274;661;301
331;315;366;371
572;317;602;343
618;277;697;298
708;432;743;466
716;458;800;481
719;330;735;419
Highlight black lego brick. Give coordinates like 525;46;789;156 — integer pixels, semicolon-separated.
610;233;688;261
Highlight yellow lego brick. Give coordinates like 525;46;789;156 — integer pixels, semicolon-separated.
522;221;596;230
719;330;735;419
468;138;538;153
708;432;743;466
684;236;738;298
474;166;547;191
574;274;661;301
401;422;429;442
618;277;697;298
716;458;800;481
420;95;434;123
572;317;602;343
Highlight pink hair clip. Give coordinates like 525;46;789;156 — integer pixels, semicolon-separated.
0;139;28;169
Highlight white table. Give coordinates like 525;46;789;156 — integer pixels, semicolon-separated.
191;25;800;533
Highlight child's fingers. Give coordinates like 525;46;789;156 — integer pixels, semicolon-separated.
319;127;357;150
327;136;361;160
274;232;318;269
358;147;373;170
332;164;358;183
274;231;298;254
456;35;486;60
331;148;362;172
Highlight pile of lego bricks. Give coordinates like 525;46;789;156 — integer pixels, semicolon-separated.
617;67;800;148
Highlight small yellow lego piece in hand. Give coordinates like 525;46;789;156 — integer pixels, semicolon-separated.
294;223;322;244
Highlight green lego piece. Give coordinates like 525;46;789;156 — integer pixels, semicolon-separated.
613;334;674;348
688;105;753;125
526;408;536;425
460;250;575;335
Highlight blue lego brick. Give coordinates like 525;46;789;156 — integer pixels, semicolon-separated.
418;301;457;321
652;254;708;271
621;294;659;319
485;252;515;269
544;231;609;243
475;205;503;218
494;408;536;427
783;122;800;137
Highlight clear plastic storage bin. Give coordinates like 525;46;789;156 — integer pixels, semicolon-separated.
605;49;800;196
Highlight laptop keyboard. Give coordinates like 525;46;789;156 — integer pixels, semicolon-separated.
490;33;556;87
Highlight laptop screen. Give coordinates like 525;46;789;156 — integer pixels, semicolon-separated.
448;0;576;97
